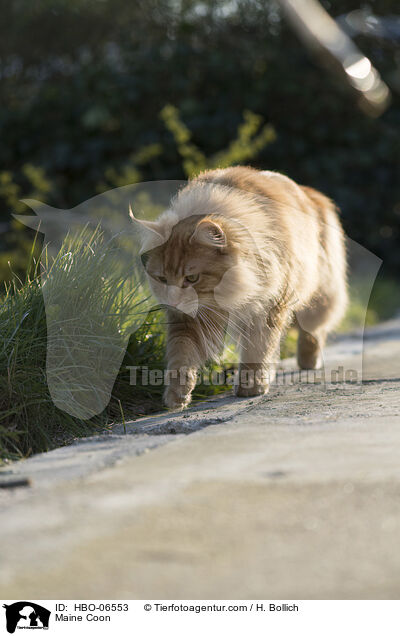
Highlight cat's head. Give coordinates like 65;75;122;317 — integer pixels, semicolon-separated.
131;207;260;317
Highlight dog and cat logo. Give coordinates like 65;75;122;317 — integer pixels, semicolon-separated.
2;603;50;633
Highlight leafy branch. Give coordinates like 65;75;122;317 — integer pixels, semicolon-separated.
160;104;276;177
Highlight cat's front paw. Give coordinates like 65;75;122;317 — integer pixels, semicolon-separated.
163;385;192;411
235;383;269;398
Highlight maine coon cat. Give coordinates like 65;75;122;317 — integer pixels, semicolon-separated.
131;166;348;409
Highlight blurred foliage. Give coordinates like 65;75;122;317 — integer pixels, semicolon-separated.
0;0;399;282
340;273;400;331
160;104;275;176
0;164;52;279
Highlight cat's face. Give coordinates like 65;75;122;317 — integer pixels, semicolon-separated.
140;215;242;316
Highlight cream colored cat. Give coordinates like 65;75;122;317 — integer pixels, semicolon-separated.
131;166;348;409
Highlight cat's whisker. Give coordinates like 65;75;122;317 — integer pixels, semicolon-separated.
196;321;210;357
200;301;249;325
196;309;226;352
198;307;226;337
198;319;221;358
197;308;221;339
197;312;253;356
199;303;253;346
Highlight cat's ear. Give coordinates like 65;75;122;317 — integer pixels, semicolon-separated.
190;218;227;249
129;204;164;239
129;204;165;252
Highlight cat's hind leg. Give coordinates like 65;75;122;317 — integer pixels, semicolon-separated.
295;287;346;370
296;324;326;370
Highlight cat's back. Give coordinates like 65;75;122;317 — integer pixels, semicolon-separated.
194;166;307;210
193;166;340;232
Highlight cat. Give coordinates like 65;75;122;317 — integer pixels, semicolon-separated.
131;166;348;409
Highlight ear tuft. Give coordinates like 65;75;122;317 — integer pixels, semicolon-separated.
129;203;165;249
190;218;227;248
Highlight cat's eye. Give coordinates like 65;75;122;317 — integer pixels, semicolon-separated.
156;275;167;284
184;273;199;284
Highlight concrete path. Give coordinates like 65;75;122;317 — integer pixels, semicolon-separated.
1;320;400;599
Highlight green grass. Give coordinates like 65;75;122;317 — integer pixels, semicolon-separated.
0;228;224;462
0;263;100;461
0;228;162;461
1;231;399;463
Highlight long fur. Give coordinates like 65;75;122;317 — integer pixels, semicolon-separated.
137;166;348;408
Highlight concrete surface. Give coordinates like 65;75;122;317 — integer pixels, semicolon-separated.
0;320;400;599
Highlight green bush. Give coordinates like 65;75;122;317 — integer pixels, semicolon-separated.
0;0;399;279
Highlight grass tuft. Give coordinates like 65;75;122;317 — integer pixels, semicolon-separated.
0;227;224;462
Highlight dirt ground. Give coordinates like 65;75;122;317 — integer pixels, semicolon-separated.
1;319;400;599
